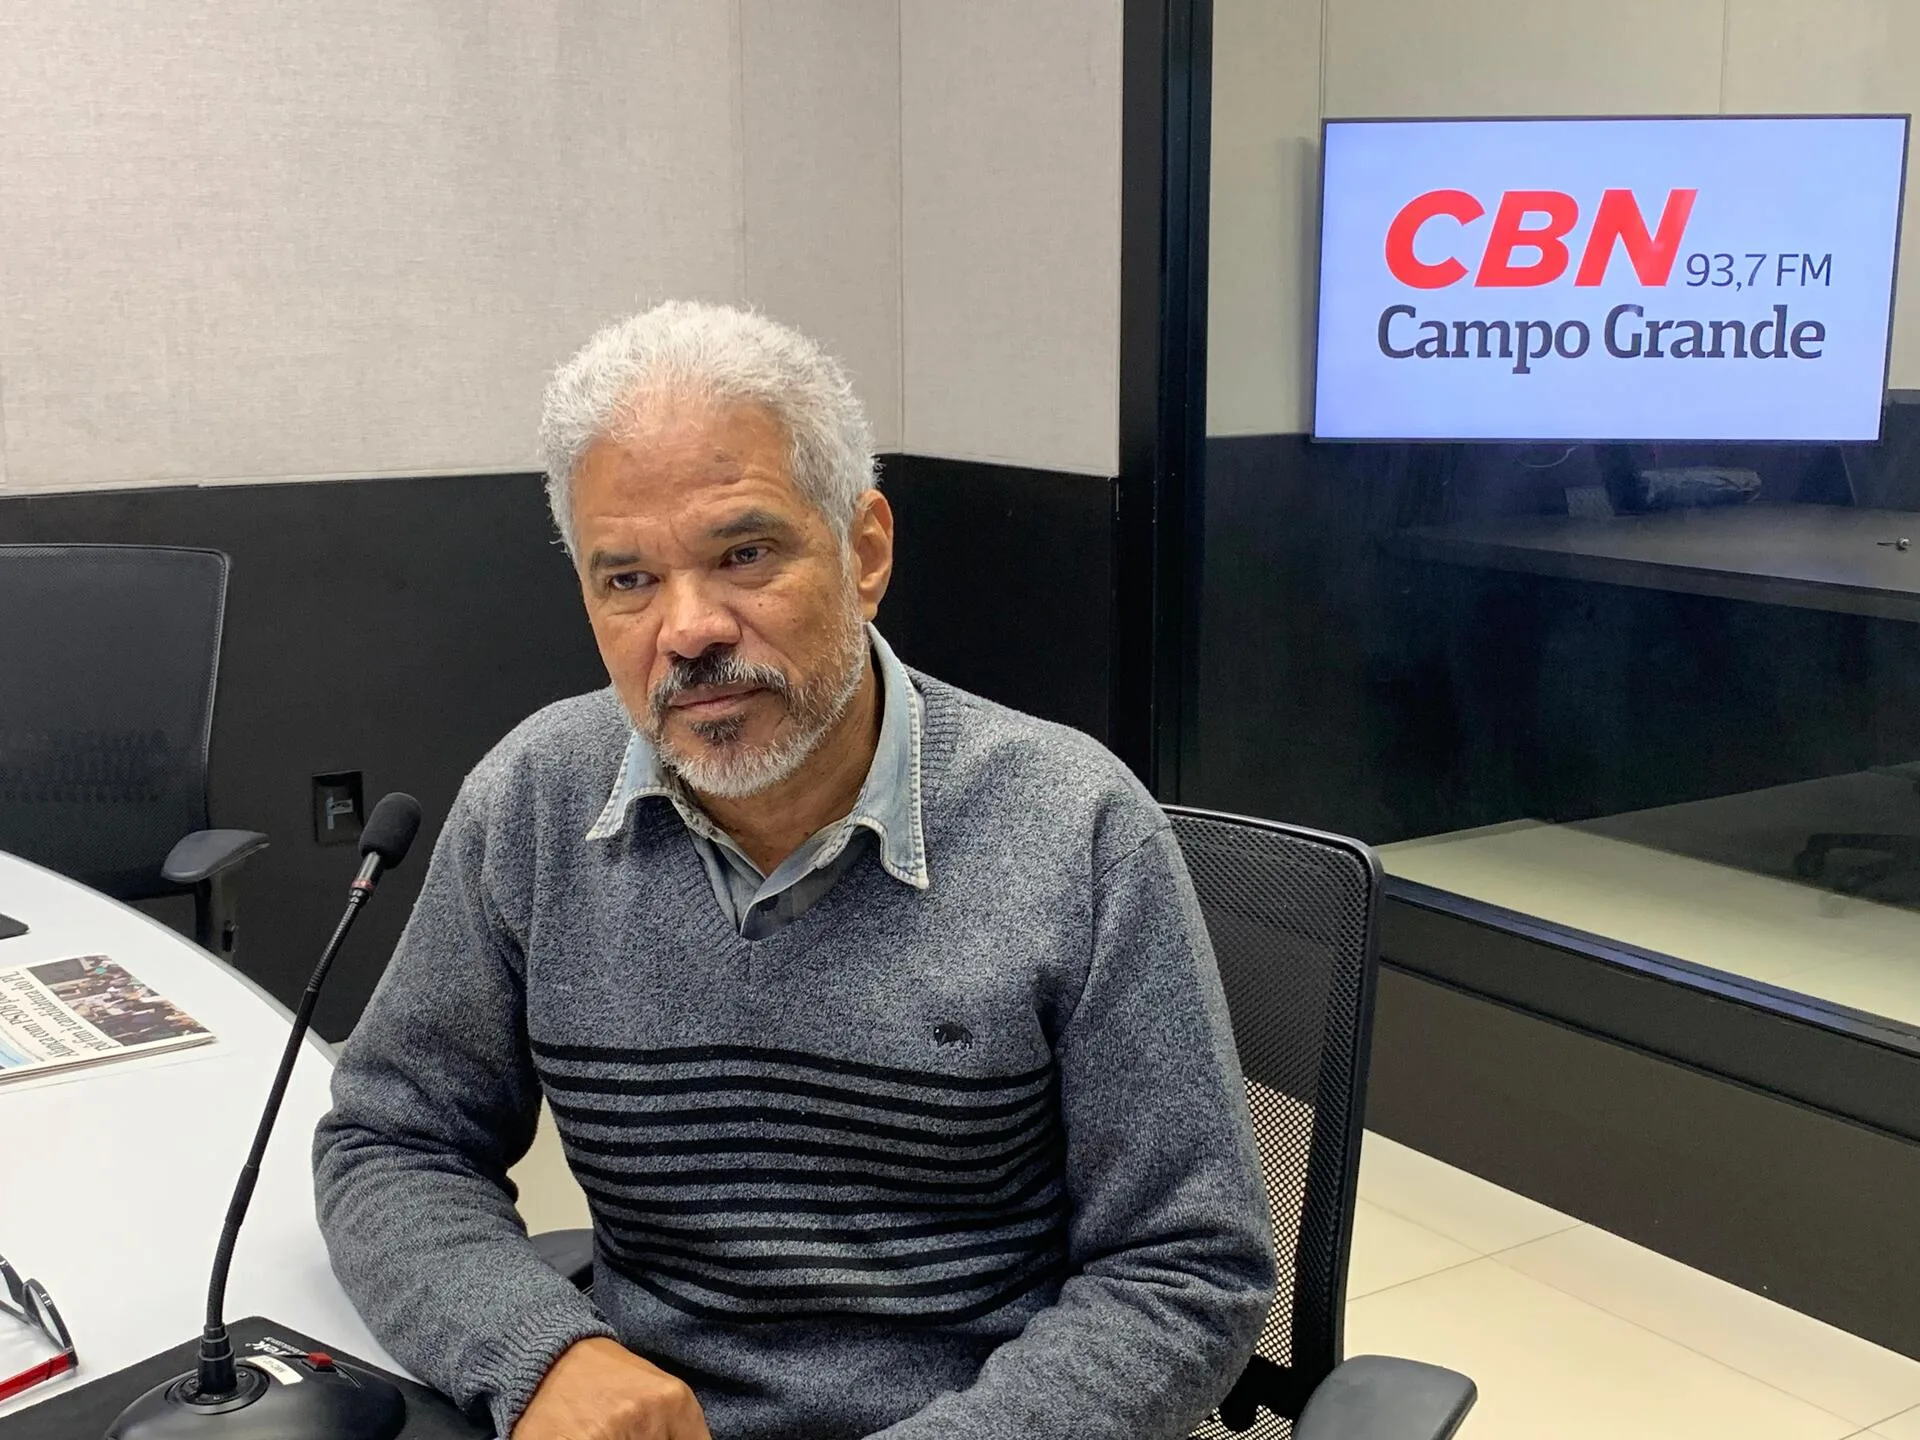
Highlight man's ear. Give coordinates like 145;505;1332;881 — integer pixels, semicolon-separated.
850;489;894;620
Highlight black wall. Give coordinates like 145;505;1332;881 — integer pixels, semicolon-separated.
0;474;604;1037
0;457;1115;1038
878;456;1114;744
1181;410;1920;1357
1369;964;1920;1358
1184;411;1920;844
21;435;1917;1355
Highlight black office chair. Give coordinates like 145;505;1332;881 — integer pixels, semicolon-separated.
1170;807;1473;1439
532;807;1475;1439
0;544;267;958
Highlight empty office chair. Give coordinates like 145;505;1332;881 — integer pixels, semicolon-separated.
535;806;1475;1438
1169;806;1474;1440
0;544;266;957
1793;772;1920;897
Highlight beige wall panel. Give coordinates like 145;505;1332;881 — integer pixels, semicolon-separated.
0;1;741;490
900;0;1123;474
1725;0;1899;110
1206;0;1322;436
740;0;903;452
1323;0;1725;118
1725;0;1920;387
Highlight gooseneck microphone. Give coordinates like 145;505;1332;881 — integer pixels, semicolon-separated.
107;793;423;1440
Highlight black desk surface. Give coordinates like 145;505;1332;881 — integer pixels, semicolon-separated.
0;1317;487;1440
1397;504;1920;623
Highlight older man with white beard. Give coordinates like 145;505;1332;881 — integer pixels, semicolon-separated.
313;302;1274;1440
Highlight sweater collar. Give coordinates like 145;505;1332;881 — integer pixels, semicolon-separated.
585;625;929;891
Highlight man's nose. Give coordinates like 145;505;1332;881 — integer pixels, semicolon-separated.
655;573;743;660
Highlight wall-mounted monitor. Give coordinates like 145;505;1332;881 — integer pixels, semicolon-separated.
1312;115;1910;443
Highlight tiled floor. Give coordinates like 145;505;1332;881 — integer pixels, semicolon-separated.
512;1101;590;1235
1350;1134;1920;1439
507;1113;1920;1436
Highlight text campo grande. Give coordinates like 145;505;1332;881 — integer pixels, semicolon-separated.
1377;301;1826;376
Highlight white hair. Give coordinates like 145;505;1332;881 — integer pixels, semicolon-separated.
539;301;878;557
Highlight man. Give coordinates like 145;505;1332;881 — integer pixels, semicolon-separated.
314;301;1275;1440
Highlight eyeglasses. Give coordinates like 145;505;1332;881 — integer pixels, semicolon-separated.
0;1254;76;1402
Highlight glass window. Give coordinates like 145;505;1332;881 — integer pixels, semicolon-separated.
1191;0;1920;1035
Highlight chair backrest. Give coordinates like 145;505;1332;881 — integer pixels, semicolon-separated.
0;545;229;900
1166;806;1381;1434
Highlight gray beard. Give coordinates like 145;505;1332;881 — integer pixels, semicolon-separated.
644;609;869;801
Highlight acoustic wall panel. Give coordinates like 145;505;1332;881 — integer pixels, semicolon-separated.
0;1;740;490
1725;0;1920;385
0;2;1125;493
740;0;904;452
900;0;1123;476
1322;0;1726;119
1206;0;1323;438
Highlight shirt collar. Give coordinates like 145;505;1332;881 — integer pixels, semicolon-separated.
584;625;929;891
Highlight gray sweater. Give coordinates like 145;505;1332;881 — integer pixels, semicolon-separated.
313;673;1275;1439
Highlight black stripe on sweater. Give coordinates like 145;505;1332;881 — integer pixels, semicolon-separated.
600;1228;1054;1276
566;1149;1056;1198
547;1097;1051;1150
539;1038;1068;1324
531;1038;1053;1094
576;1163;1062;1220
561;1128;1056;1175
614;1252;1067;1326
608;1247;1069;1314
539;1069;1053;1122
592;1192;1067;1248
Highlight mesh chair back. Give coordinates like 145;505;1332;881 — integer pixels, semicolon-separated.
0;545;229;900
1168;806;1381;1439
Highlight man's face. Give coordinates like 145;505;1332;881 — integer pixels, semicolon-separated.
572;397;892;797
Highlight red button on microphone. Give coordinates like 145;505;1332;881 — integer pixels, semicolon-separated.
307;1353;336;1372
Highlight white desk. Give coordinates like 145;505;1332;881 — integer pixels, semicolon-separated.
0;851;403;1421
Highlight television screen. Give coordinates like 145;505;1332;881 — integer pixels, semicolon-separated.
1312;115;1910;443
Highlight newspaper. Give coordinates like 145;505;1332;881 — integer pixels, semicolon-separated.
0;954;213;1083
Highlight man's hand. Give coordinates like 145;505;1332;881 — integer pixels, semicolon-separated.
512;1337;712;1440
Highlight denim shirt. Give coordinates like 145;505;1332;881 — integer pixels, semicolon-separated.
584;626;929;940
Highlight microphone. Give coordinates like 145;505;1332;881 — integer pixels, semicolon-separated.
106;793;423;1440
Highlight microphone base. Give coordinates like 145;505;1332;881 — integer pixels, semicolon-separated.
104;1358;405;1440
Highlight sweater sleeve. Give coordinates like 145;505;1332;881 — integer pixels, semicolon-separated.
867;826;1278;1440
312;776;615;1437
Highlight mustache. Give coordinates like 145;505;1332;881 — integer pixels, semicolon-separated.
649;649;792;726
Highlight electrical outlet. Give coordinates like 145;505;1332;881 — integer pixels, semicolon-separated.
312;771;365;845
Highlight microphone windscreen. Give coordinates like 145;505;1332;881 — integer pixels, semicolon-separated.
360;792;423;868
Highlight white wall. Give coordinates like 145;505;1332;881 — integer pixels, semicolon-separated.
1205;0;1321;444
1209;0;1920;436
0;2;745;489
1722;0;1920;418
741;0;903;452
899;0;1124;476
0;1;1127;493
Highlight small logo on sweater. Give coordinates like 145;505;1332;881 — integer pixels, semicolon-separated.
931;1022;974;1050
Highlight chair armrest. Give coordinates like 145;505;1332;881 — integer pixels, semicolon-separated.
1292;1356;1477;1440
532;1229;596;1291
162;829;269;885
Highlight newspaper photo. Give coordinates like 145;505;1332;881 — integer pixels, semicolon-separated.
0;955;213;1083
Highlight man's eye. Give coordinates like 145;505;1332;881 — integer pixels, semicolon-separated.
607;571;651;593
726;545;768;566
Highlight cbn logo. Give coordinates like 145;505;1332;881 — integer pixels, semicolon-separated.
1384;188;1698;289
